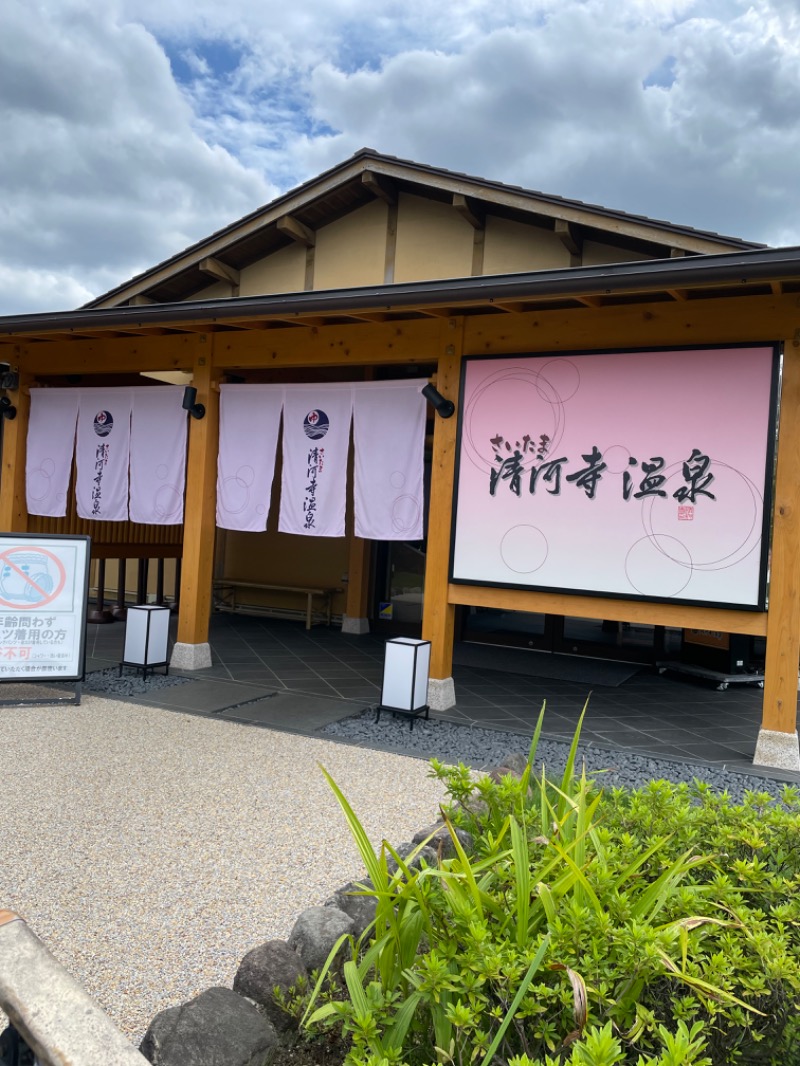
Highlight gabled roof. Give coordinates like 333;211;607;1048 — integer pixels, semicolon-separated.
85;148;765;310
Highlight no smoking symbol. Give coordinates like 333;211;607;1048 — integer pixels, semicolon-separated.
0;546;67;610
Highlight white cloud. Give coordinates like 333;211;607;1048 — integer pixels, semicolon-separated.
1;0;799;315
0;0;269;313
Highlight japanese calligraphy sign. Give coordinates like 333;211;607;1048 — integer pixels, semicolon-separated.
0;533;90;681
451;346;779;609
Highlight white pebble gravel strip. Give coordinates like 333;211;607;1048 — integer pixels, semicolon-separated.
0;696;446;1045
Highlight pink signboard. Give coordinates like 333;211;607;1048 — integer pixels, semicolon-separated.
451;346;778;609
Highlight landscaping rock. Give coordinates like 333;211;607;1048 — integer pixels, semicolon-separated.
386;841;439;874
325;882;378;939
139;986;277;1066
412;823;474;859
288;906;354;973
500;752;529;776
233;940;308;1032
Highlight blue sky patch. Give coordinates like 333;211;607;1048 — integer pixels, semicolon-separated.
643;55;677;89
162;37;245;86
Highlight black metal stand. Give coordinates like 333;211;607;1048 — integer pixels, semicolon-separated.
0;681;82;706
375;703;430;731
657;661;765;692
118;660;169;681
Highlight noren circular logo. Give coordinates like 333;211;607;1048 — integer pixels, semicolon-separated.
303;409;329;440
93;410;114;436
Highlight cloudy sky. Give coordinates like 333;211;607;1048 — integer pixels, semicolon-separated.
2;0;799;315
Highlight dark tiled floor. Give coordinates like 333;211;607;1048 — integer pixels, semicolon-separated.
82;613;799;780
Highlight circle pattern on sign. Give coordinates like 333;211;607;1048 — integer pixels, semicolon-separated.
463;360;580;476
500;525;549;574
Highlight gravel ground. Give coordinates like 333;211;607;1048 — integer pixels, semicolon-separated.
2;694;796;1052
0;697;446;1044
321;709;800;803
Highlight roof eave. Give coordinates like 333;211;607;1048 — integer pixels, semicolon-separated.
2;245;798;340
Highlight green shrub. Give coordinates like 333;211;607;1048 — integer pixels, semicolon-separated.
303;705;800;1065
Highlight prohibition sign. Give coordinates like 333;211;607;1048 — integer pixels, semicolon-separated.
0;545;67;610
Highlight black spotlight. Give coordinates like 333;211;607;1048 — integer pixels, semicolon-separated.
0;396;16;420
182;385;206;420
421;383;455;419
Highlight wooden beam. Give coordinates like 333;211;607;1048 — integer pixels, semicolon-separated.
384;201;398;284
362;170;397;205
771;281;783;296
575;295;603;308
176;347;220;647
452;193;485;230
422;320;462;679
199;257;241;291
464;291;800;355
16;291;800;379
449;584;768;636
277;214;316;247
555;219;581;258
762;337;800;734
129;295;155;306
670;247;688;258
471;227;486;276
0;372;32;532
666;289;689;301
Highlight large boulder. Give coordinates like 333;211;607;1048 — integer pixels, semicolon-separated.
233;940;307;1032
139;986;277;1066
287;906;354;973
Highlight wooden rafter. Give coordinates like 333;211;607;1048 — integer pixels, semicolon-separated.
452;193;485;230
277;214;316;247
555;219;581;257
345;311;388;323
362;170;397;205
199;257;241;290
666;289;689;301
575;295;603;308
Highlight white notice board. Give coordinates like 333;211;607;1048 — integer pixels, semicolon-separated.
0;533;91;682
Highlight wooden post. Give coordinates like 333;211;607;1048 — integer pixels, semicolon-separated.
172;343;220;669
343;535;371;633
757;339;800;769
0;373;32;532
421;320;462;708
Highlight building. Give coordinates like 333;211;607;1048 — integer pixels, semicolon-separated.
1;149;799;770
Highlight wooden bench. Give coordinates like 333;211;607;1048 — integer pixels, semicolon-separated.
213;580;340;630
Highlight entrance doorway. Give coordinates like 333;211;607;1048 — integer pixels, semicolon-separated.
373;540;426;636
460;607;683;665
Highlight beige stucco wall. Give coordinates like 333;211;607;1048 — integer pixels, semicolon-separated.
394;193;475;282
192;279;232;301
197;199;656;303
483;216;569;274
582;241;650;266
240;242;307;296
314;200;389;289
